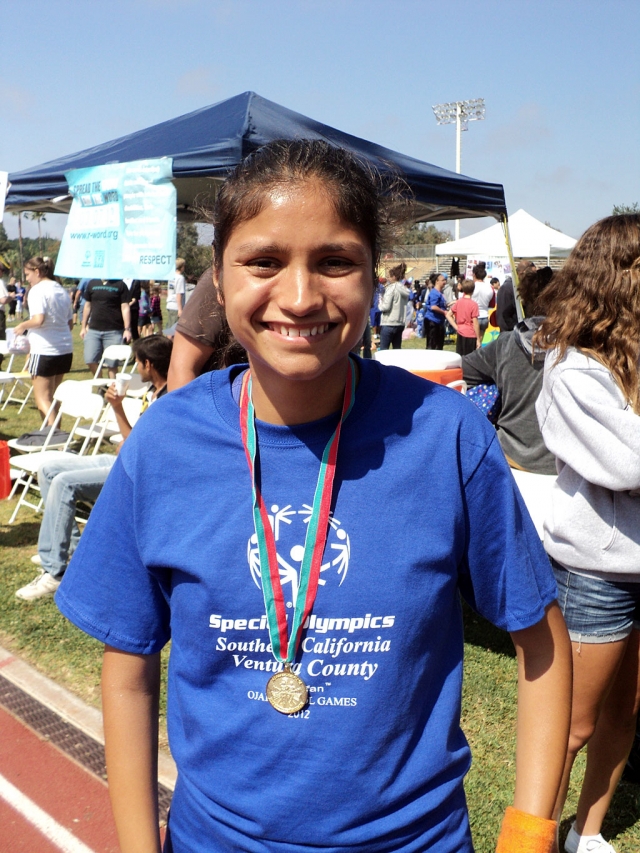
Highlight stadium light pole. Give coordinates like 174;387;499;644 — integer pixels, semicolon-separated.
432;99;485;241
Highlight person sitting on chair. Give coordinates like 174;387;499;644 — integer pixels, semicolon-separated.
16;336;172;601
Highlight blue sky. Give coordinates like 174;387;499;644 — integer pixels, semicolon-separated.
2;0;638;241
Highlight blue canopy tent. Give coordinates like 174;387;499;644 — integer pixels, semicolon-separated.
5;91;506;224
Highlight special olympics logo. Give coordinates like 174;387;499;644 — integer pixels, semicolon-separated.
247;504;350;605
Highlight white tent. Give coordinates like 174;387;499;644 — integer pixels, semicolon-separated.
435;209;576;262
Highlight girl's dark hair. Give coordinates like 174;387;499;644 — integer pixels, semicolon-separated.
534;214;640;413
24;256;55;279
211;139;412;285
517;265;553;316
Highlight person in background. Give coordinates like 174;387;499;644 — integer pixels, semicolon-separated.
471;262;495;338
149;283;163;333
0;262;10;344
167;266;250;391
81;279;132;378
73;278;91;326
497;261;536;334
379;262;409;350
535;215;640;853
7;276;17;320
462;266;556;475
371;277;384;341
126;280;141;341
137;281;152;337
166;258;186;327
16;279;26;319
447;278;481;357
424;272;448;350
442;274;458;307
14;257;73;424
15;335;172;602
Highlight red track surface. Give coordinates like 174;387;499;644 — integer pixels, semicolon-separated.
0;704;119;852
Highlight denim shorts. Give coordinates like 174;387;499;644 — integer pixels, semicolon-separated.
83;329;124;366
552;559;640;643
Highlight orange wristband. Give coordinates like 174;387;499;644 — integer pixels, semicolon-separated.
496;806;557;853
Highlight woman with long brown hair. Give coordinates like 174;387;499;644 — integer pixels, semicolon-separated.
535;214;640;853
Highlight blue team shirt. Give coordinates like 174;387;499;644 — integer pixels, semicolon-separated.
425;287;447;324
56;359;556;853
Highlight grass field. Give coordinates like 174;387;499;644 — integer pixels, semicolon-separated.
1;320;639;851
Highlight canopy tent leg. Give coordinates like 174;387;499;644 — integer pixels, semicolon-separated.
501;214;524;322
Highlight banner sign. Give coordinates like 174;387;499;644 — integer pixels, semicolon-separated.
465;255;511;284
55;158;176;280
0;171;8;222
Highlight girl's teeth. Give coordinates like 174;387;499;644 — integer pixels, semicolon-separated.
274;324;329;336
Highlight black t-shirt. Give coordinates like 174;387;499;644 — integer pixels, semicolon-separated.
85;280;129;331
496;278;518;333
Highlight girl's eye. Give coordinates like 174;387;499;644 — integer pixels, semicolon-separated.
248;258;279;272
322;257;355;272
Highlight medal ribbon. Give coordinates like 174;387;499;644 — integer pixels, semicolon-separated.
240;358;356;664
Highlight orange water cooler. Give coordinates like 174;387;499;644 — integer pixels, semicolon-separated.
374;350;466;392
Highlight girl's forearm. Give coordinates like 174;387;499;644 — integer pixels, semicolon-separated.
102;647;162;853
510;602;572;818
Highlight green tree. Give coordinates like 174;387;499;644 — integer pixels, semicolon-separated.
176;223;211;279
0;223;9;252
25;211;47;254
400;223;452;245
11;212;24;275
612;202;640;215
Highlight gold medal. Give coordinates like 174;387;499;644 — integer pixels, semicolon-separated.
266;665;309;715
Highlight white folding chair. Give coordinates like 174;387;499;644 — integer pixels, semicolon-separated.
75;392;144;453
7;380;97;455
106;396;144;445
8;384;106;523
125;370;150;399
93;344;132;378
0;341;33;412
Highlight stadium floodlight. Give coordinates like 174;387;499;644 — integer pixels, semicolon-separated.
432;99;486;239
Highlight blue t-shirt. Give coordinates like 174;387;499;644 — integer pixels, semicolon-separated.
56;359;556;853
425;288;447;324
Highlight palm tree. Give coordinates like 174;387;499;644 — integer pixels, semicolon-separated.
25;211;47;255
10;212;24;278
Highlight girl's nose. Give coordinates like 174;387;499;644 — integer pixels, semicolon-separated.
278;266;324;316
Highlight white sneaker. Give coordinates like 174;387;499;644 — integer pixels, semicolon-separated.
31;554;42;565
565;822;617;853
16;572;61;601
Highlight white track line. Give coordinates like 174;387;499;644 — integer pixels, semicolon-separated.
0;772;96;853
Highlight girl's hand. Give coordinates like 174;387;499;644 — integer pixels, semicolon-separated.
14;323;26;336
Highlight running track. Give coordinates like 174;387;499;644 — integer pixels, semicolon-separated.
0;662;172;852
0;703;120;852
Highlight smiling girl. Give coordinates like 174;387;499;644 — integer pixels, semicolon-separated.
56;140;571;853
